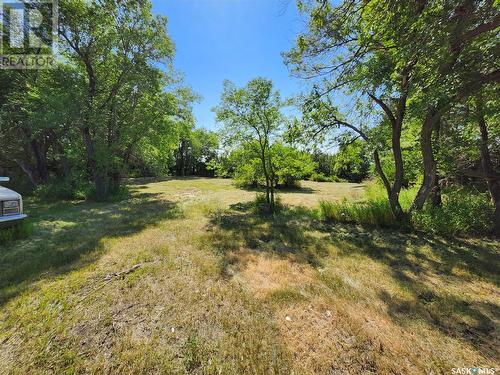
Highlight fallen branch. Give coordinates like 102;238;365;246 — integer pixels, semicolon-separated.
104;264;142;281
77;264;144;304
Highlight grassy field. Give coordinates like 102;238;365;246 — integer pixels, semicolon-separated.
0;178;498;374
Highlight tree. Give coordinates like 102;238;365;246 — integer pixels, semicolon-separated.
286;0;499;219
272;143;316;187
58;0;175;198
214;78;284;210
332;139;370;183
213;142;315;188
0;0;196;198
285;0;419;219
174;128;219;177
475;90;500;235
406;0;500;211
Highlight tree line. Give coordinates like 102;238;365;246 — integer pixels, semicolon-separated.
0;0;208;199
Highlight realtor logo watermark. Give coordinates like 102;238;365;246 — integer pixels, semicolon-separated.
0;0;58;69
452;368;497;375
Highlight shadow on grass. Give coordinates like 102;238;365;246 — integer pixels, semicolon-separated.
324;225;500;358
207;202;327;273
207;203;500;358
0;192;182;306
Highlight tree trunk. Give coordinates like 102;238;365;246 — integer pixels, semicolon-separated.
373;148;404;219
368;61;412;221
259;142;271;206
14;159;37;187
430;171;442;207
476;95;500;235
52;139;71;178
430;120;442;207
267;152;276;211
411;109;439;211
79;58;106;199
31;139;49;183
390;111;405;219
20;127;49;183
82;126;105;199
270;182;275;209
178;139;187;177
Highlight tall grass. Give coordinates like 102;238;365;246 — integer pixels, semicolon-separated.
318;199;396;227
0;221;33;243
34;179;130;202
318;182;414;228
319;182;494;236
363;183;418;211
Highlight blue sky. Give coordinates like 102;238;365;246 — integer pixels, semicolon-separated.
151;0;307;131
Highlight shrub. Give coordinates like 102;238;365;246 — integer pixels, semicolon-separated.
35;179;92;201
331;139;370;183
273;144;315;187
310;173;345;183
310;173;333;182
35;179;130;202
412;189;494;236
0;220;33;243
86;184;131;202
213;142;316;189
233;161;262;188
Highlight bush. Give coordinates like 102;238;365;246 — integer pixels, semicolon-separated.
0;220;33;243
34;179;92;201
233;161;262;188
273;144;315;187
35;179;130;202
86;184;130;202
310;173;332;182
310;173;344;183
412;189;494;236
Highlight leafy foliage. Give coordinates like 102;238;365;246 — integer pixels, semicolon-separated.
210;142;315;189
0;0;197;200
214;78;285;209
331;140;370;183
412;190;494;236
286;0;500;227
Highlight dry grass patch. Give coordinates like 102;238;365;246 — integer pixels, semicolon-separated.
232;251;317;300
276;298;379;374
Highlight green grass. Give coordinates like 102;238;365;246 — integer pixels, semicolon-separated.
0;178;498;374
319;198;397;227
0;220;33;243
319;182;495;235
